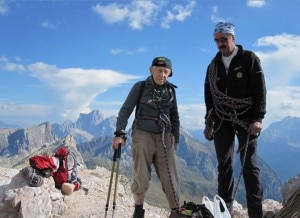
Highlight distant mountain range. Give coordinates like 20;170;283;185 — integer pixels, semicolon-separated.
0;120;19;128
258;116;300;181
188;116;300;181
1;110;298;206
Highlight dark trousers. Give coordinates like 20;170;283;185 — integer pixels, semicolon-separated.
214;120;263;218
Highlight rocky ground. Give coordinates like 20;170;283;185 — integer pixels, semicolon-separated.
61;167;170;218
0;166;171;218
0;166;286;218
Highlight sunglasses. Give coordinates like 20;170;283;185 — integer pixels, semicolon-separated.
214;36;229;44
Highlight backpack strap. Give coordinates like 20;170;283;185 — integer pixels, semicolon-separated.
68;152;78;182
135;80;146;118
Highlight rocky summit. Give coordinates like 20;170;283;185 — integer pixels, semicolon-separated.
1;164;299;218
0;166;171;218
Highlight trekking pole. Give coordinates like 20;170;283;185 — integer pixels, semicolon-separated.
104;144;121;218
112;144;121;217
105;146;118;217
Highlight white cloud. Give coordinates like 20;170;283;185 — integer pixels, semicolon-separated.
161;0;196;29
255;33;300;89
93;1;195;30
0;0;9;15
247;0;266;8
25;62;140;122
0;55;8;62
41;20;56;29
251;33;300;128
92;1;158;30
136;47;146;53
110;47;146;55
212;6;218;14
0;56;26;72
178;103;206;130
264;87;300;128
128;1;158;30
210;6;231;24
0;102;52;127
110;48;123;55
92;3;129;24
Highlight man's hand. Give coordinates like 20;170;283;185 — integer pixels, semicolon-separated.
174;143;178;151
249;121;263;136
204;126;214;141
111;137;125;149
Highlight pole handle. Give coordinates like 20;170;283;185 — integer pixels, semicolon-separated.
117;144;121;158
113;143;122;161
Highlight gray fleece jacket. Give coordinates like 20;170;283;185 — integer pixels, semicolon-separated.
116;76;180;143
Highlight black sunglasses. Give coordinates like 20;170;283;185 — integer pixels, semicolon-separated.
214;36;229;44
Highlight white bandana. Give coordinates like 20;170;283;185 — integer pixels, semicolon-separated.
214;22;235;35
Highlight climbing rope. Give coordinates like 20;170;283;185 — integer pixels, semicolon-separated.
157;112;180;208
158;113;174;148
206;60;255;201
207;60;253;131
154;84;180;208
20;166;44;187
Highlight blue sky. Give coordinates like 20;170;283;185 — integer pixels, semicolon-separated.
1;0;300;130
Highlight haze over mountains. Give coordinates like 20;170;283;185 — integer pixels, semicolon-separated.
258;116;300;181
0;110;299;207
188;116;300;181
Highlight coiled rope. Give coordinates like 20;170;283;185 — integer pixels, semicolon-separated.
20;166;44;187
206;60;254;200
207;60;253;132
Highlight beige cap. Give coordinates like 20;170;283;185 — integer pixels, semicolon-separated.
61;183;75;195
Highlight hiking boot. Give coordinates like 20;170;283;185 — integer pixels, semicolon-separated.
132;208;145;218
224;202;234;217
169;210;180;218
225;202;233;211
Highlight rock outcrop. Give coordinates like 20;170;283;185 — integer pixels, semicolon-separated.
1;166;298;218
0;166;170;218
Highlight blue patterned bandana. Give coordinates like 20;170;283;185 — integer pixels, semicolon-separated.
214;22;235;35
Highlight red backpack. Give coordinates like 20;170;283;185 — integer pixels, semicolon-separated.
52;147;81;191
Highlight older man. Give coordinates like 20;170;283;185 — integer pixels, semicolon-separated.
112;57;180;218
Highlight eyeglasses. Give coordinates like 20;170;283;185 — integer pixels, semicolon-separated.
214;36;229;44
